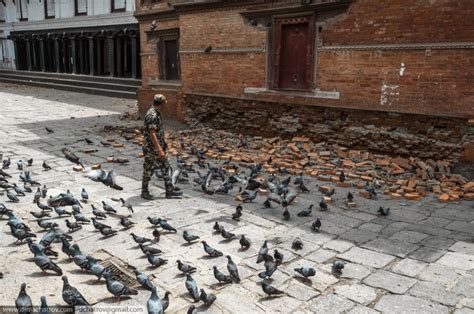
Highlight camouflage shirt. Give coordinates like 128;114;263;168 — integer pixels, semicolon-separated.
143;107;167;154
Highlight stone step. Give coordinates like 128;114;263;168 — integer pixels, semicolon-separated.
0;77;136;99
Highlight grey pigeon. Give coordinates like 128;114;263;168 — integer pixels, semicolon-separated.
7;190;19;203
213;266;232;284
262;282;284;297
62;276;90;305
120;217;135;229
92;205;107;219
297;204;313;217
274;249;283;264
147;286;163;314
9;222;36;242
312;217;321;232
33;188;41;203
231;205;242;220
139;244;162;255
146;252;168;268
347;192;354;202
294;267;316;279
187;305;196;314
332;260;345;274
26;238;58;257
42;161;52;171
102;201;117;214
23;182;32;193
319;200;328;211
27;158;33;166
91;218;110;231
99;227;118;238
81;188;88;203
73;211;90;224
13;183;26;196
201;241;223;257
3;157;11;169
36;219;57;230
31;211;51;220
258;256;278;279
239;235;251;250
221;228;236;240
283;207;290;220
134;269;154;291
62;148;85;169
87;169;123;190
378;206;390;216
37;201;53;211
39;296;49;314
157;218;177;232
16;283;33;314
162;292;171;312
213;221;223;233
87;257;109;280
183;230;200;243
153;229;161;242
185;274;200;302
65;219;82;232
32;245;63;275
147;216;160;226
199;289;216;306
131;233;152;244
226;255;240;283
119;198;133;213
292;237;303;250
54;207;72;217
177;260;197;274
104;273;138;301
257;240;268;263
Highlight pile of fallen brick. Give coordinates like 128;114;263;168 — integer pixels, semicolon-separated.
105;126;474;203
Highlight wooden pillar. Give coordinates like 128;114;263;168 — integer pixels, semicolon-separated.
97;38;103;76
31;40;38;71
54;39;60;72
39;39;46;72
71;38;77;74
88;37;95;75
79;39;84;74
131;35;137;79
108;36;115;77
116;37;122;77
13;40;19;70
25;39;32;71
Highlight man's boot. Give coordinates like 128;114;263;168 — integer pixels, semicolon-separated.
141;183;155;200
165;183;182;199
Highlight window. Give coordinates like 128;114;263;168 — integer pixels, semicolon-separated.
74;0;87;16
44;0;55;19
112;0;126;13
0;4;5;23
272;15;315;91
17;0;28;21
157;30;180;81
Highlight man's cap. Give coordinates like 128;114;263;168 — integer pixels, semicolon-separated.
154;94;167;104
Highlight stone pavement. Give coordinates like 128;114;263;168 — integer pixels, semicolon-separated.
0;83;473;313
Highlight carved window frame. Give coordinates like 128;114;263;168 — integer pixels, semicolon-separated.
44;0;55;19
74;0;88;16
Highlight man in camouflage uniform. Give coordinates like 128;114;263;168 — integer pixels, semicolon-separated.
141;94;182;200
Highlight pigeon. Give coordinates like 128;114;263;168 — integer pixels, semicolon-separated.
332;260;345;274
61;148;85;168
257;240;268;263
16;283;33;314
201;241;223;257
62;276;90;306
162;291;171;312
41;185;48;198
42;161;52;171
364;182;377;198
147;216;161;227
221;228;236;240
152;229;161;242
60;237;75;259
261;282;284;297
102;201;117;214
274;249;284;264
322;188;335;197
39;296;49;314
7;211;30;230
312;217;322;232
92;205;107;219
31;211;51;219
104;273;138;301
213;266;232;284
37;201;53;211
36;219;57;230
0;168;11;177
347;192;354;203
292;237;303;250
258;257;278;279
139;244;162;255
91;218;111;231
242;191;258;203
226;255;240;283
65;219;82;232
294;267;316;279
120;198;134;213
73;211;90;224
45;127;54;133
3;157;11;169
7;190;19;203
187;305;196;314
339;171;346;183
100;227;118;238
131;233;152;244
146;252;168;268
120;217;135;229
27;158;33;166
84;138;94;145
9;223;36;242
23;182;32;193
156;218;177;232
213;221;223;233
297;204;313;217
147;286;163;314
199;289;216;306
32;245;63;275
87;169;123;190
177;260;197;274
378;206;390;216
86;257;110;280
283;207;290;220
239;235;251;250
100;140;111;147
299;181;310;193
232;205;243;220
81;188;88;203
183;230;200;243
134;270;154;291
185;274;200;302
319;200;328;211
70;245;90;270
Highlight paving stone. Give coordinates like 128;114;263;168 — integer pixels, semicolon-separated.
347;305;380;314
420;236;455;250
391;258;428;278
408;280;462;306
457;297;474;309
282;281;320;302
363;237;419;258
451;276;474;297
320;262;372;280
409;247;446;263
334;284;378;305
454;308;474;314
437;252;474;271
445;221;474;234
259;295;303;313
323;238;355;253
363;270;417;294
419;263;464;288
337;247;396;269
374;295;449;313
358;222;384;233
306;248;337;263
390;230;429;244
380;221;411;236
307;293;356;313
450;241;474;255
340;229;379;244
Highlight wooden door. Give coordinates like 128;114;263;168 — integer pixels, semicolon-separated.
164;39;179;80
273;16;315;90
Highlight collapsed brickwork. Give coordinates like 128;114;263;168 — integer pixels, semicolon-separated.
184;94;472;160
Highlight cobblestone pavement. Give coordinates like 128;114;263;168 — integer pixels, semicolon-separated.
0;83;473;313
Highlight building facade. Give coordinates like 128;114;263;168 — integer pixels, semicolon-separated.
0;0;140;79
136;0;473;160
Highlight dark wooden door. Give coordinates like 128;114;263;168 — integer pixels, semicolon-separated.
273;16;315;90
164;39;179;80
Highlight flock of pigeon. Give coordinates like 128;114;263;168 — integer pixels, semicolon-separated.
1;131;391;314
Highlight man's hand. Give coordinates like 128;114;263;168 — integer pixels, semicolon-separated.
157;150;167;161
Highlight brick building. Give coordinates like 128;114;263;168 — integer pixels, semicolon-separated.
135;0;474;159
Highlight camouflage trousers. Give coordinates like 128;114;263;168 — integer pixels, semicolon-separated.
142;152;173;192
